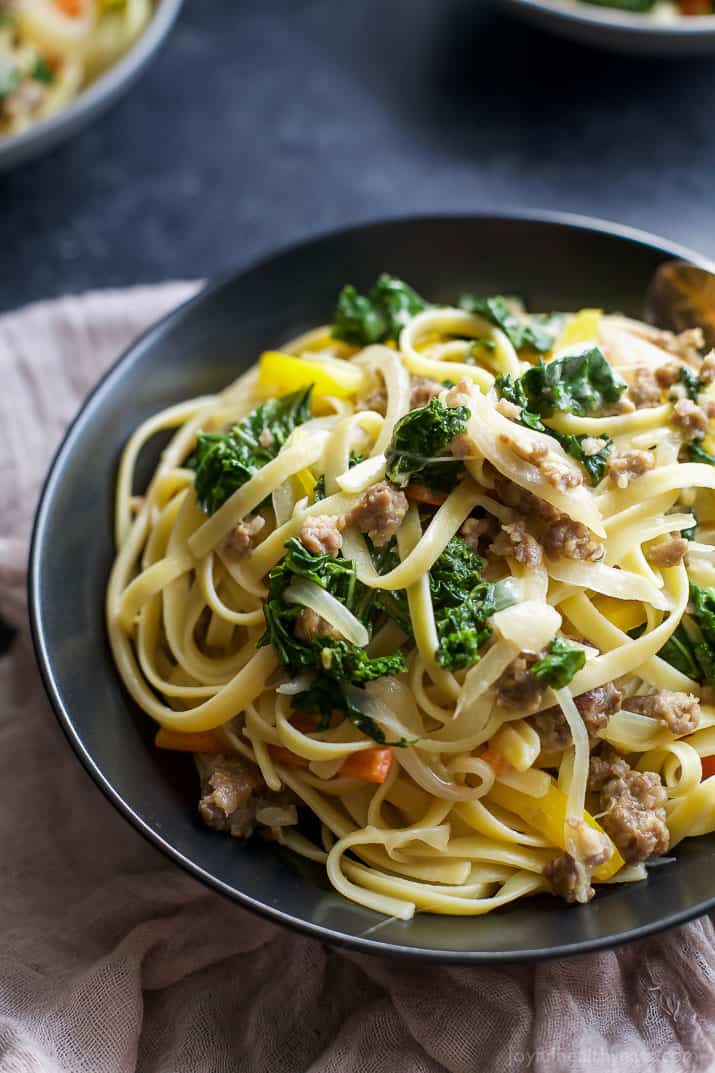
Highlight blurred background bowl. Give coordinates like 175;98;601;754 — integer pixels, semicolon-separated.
0;0;183;174
499;0;715;55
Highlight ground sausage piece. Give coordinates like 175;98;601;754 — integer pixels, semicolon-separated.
356;389;387;415
222;514;265;559
532;682;622;750
541;462;583;492
645;536;688;569
654;361;683;390
197;754;262;838
491;471;560;522
672;398;709;440
498;432;549;466
258;427;275;449
490;520;543;566
626;690;700;737
410;377;442;409
628;366;661;409
607;449;655;490
496;398;522;422
451;433;477;460
542;519;604;562
350;481;408;548
294;608;342;643
461;515;499;552
581;436;608;457
444;379;473;409
588;748;669;864
496;652;546;716
299;514;345;556
544;853;594;904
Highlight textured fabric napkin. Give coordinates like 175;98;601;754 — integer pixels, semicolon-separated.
2;284;715;1073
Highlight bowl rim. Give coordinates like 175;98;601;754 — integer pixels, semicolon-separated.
28;209;715;963
505;0;715;33
0;0;184;162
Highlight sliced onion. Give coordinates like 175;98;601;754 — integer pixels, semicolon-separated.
554;687;589;826
490;601;561;653
284;579;369;647
548;559;670;611
276;673;316;696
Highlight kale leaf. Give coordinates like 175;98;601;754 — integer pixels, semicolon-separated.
659;583;715;685
429;536;484;606
259;539;407;743
459;295;565;354
435;578;517;671
581;0;656;11
677;366;702;402
531;636;586;689
499;378;612;486
0;65;19;100
506;347;626;418
313;451;363;502
688;442;715;466
385;397;469;492
332;274;429;346
32;57;54;84
189;387;313;514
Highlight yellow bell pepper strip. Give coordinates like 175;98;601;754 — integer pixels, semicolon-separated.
488;778;624;881
293;467;317;500
593;595;647;634
553;309;602;353
259;350;365;399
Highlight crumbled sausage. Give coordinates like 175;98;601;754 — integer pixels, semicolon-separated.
626;690;700;737
581;436;608;457
654;361;683;390
444;379;473;409
299;514;345;556
490;520;543;566
659;327;705;362
461;515;499;552
544;853;594;904
542;519;604;562
628;366;661;409
496;653;546;716
498;432;549;465
541;461;583;491
197;754;296;840
607;449;655;489
588;748;669;864
410;377;442;409
222;514;265;559
294;608;342;643
645;535;688;569
350;481;408;547
258;427;275;449
197;754;262;839
672;398;709;440
533;682;621;751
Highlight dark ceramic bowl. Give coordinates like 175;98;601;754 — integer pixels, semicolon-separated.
500;0;715;56
29;213;715;962
0;0;183;173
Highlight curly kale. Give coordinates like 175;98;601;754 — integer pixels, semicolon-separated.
189;387;313;514
531;637;586;689
659;583;715;685
332;274;430;346
459;295;565;354
385;397;469;492
434;579;517;671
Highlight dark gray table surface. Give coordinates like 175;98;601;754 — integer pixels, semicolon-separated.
2;0;715;315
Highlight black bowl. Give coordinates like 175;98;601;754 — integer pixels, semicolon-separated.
29;213;715;962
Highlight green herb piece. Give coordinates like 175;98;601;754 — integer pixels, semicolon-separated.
682;522;697;541
332;274;429;346
313;450;363;503
503;347;626;419
676;366;702;402
429;536;484;606
459;295;565;354
531;636;586;689
189;387;312;514
32;57;54;84
688;442;715;466
435;579;517;671
581;0;656;11
385;397;468;492
659;583;715;685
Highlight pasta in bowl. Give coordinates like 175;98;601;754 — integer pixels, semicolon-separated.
106;274;715;922
0;0;156;138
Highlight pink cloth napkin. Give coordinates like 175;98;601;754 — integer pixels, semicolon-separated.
1;284;715;1073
